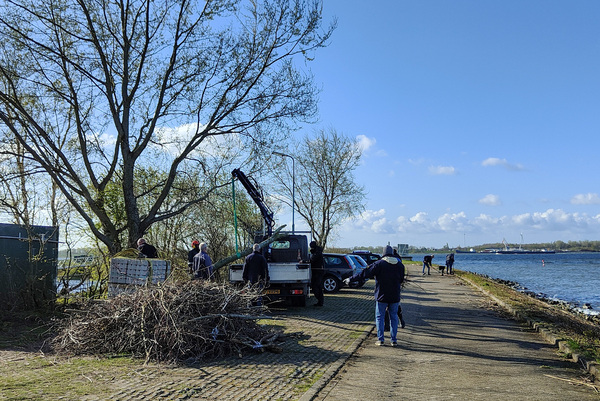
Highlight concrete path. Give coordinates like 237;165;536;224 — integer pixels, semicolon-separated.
310;265;599;401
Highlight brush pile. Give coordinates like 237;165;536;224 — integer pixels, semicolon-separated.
51;280;281;362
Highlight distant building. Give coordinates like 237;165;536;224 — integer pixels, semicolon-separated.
397;243;409;256
0;223;59;309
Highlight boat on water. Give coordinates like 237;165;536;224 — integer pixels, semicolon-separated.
495;236;555;254
495;249;555;254
480;248;501;253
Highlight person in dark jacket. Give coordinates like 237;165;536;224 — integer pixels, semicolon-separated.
243;244;270;284
423;254;434;275
243;244;270;306
446;253;455;275
137;238;158;258
345;244;405;346
309;240;325;307
188;240;200;273
385;247;406;331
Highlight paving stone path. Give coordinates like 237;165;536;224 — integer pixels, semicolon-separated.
2;264;598;400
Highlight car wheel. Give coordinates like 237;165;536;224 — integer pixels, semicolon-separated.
323;276;340;293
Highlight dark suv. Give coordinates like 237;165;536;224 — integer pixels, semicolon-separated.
321;253;366;293
351;250;381;265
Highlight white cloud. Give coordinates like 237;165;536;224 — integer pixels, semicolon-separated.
394;212;436;233
508;209;598;231
361;209;386;219
409;212;430;224
98;132;117;147
408;158;425;166
429;165;456;175
481;157;524;171
340;208;600;247
155;123;200;155
481;157;504;167
334;207;600;249
371;218;395;234
356;134;376;152
89;124;203;158
351;209;395;233
471;213;503;229
153;123;245;160
437;212;469;231
571;193;600;205
395;212;471;234
479;194;501;206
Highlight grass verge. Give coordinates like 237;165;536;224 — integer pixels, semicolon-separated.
0;312;142;400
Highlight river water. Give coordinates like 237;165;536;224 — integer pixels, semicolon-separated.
410;252;600;314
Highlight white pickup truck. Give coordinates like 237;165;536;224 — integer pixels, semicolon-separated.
229;234;311;306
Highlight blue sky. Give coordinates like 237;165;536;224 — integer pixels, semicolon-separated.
288;0;600;249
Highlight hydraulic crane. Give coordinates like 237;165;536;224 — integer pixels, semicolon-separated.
231;168;275;237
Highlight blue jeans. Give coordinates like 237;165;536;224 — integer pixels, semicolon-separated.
376;301;399;343
422;262;430;274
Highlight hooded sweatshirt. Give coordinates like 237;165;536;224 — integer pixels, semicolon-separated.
349;245;405;303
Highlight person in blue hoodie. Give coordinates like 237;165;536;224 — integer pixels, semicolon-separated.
345;245;405;346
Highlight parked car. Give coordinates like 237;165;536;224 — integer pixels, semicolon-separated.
322;253;367;293
352;250;381;265
346;254;369;288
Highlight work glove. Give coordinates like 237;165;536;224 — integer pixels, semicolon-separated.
343;278;351;286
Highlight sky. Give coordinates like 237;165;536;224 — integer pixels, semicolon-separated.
285;0;600;249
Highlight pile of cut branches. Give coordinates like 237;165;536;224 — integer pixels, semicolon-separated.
51;280;281;363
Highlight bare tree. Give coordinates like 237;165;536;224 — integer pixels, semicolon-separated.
0;0;334;253
145;171;264;273
273;128;366;249
0;134;37;226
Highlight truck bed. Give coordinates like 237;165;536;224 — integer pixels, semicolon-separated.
229;262;311;283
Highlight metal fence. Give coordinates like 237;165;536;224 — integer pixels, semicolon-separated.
0;223;59;309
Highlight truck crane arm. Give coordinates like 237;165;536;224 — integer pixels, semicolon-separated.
232;168;275;236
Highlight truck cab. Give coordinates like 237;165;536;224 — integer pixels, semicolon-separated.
263;234;309;263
